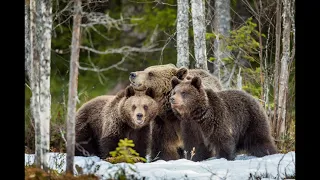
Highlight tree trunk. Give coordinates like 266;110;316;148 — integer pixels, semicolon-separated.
277;0;291;137
212;0;231;80
29;0;52;171
176;0;189;68
254;0;264;105
29;0;43;168
66;0;82;175
272;0;282;133
191;0;207;70
25;1;31;78
39;0;52;171
264;25;271;110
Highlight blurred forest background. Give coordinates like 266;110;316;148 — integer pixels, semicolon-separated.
25;0;295;155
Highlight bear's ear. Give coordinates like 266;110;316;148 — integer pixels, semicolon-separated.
171;76;181;89
145;88;156;99
125;86;135;97
176;67;188;80
191;76;202;90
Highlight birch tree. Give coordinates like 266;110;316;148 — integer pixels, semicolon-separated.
25;1;30;78
191;0;207;70
176;0;189;68
28;0;52;170
66;0;82;175
212;0;231;82
276;0;292;138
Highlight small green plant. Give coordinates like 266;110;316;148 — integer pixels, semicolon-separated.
106;138;147;164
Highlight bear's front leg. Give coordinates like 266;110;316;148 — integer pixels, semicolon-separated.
150;116;182;161
98;135;121;160
130;126;150;158
216;138;236;161
181;120;212;161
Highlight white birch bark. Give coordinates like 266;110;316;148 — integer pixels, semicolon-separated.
25;2;30;78
66;0;82;174
177;0;189;68
30;0;43;169
212;0;231;80
278;0;291;136
29;0;52;170
191;0;207;70
38;0;52;170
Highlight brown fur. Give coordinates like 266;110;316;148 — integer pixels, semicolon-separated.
176;68;223;91
75;95;115;156
129;64;222;161
175;68;223;161
170;76;278;161
98;86;158;159
75;86;158;159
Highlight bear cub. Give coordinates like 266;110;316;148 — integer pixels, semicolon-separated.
98;86;159;159
75;86;158;159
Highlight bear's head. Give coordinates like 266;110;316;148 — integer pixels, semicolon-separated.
128;64;189;100
169;76;207;119
120;86;159;129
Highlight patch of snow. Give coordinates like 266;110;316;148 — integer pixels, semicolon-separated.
25;151;295;180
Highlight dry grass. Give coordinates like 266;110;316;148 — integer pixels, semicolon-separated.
25;166;99;180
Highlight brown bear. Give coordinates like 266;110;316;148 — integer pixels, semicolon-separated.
75;95;115;157
98;86;159;159
75;86;158;159
176;67;222;161
129;64;222;161
170;76;278;160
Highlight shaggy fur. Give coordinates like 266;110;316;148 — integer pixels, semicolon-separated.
75;86;158;159
75;95;115;156
129;64;222;161
98;86;158;159
170;76;277;160
176;68;222;91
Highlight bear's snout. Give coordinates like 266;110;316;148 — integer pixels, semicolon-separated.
169;97;175;104
136;113;143;120
129;72;136;80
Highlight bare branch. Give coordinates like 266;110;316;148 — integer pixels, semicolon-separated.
79;45;162;54
81;11;136;31
79;53;130;72
59;128;67;145
159;31;176;64
128;0;177;7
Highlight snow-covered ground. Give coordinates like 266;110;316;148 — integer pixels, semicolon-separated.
25;151;295;180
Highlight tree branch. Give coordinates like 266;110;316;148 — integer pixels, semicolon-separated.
79;45;162;54
78;53;130;72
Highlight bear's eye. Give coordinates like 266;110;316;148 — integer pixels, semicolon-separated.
181;91;186;96
132;105;136;110
148;72;154;77
143;105;148;110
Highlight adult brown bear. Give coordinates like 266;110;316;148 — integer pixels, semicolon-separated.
170;76;277;160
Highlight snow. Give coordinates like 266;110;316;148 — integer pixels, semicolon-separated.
25;151;295;180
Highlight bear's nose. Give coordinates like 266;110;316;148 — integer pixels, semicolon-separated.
130;72;136;79
169;97;175;104
136;113;143;120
